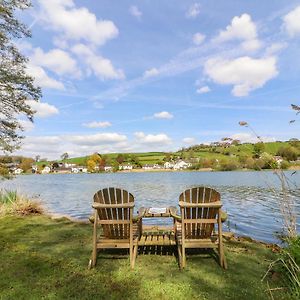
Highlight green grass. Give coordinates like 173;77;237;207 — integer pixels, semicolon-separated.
0;215;289;300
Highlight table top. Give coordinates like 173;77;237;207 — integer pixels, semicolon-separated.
139;206;177;218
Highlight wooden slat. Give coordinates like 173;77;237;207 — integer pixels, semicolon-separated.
98;220;131;225
179;201;222;208
183;219;217;224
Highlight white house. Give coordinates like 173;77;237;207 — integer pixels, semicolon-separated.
77;166;88;173
142;164;154;170
71;167;79;173
14;168;23;175
173;160;191;170
104;166;113;172
41;166;51;174
119;164;133;170
32;165;38;173
64;163;77;168
164;162;175;169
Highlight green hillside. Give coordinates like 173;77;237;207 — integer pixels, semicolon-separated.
34;141;299;170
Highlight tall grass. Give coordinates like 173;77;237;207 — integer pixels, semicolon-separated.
239;120;299;298
0;189;43;216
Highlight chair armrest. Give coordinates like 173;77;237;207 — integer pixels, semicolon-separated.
220;210;228;223
138;207;146;217
179;201;222;208
169;206;182;222
92;202;135;209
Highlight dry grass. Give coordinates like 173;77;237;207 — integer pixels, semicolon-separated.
0;189;43;216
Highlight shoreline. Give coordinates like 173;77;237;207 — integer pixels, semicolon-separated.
18;166;300;176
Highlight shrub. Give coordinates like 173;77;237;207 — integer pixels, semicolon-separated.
218;159;240;171
277;146;299;161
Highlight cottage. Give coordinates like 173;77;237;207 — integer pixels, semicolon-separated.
77;166;88;173
32;165;38;173
14;168;23;175
164;162;175;169
104;166;113;172
173;160;191;170
41;166;51;174
142;164;155;170
119;164;133;170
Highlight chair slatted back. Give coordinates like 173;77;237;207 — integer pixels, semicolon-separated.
93;187;134;239
179;187;220;239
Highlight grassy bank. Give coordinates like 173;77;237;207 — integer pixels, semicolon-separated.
0;214;290;300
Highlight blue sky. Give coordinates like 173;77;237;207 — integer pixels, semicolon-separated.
15;0;300;159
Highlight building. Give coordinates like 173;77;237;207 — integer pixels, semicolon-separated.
104;166;113;172
164;162;175;169
173;160;192;170
14;168;23;175
41;166;51;174
119;164;133;170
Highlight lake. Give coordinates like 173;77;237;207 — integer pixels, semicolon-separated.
1;171;299;244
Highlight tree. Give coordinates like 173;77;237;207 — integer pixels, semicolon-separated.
0;1;41;153
116;154;124;164
60;152;69;161
253;142;265;158
19;157;34;172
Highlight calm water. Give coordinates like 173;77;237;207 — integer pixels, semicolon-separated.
1;171;300;244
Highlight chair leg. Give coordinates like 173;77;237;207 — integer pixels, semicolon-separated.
90;211;98;268
131;244;138;269
218;242;227;269
182;245;186;268
177;244;183;269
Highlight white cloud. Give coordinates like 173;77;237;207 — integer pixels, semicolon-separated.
196;86;211;94
186;3;201;19
283;6;300;37
143;68;159;78
204;56;278;96
67;133;127;146
230;133;276;143
193;33;206;45
26;100;59;118
183;137;196;144
19;119;35;132
129;5;142;19
83;121;112;128
153;111;174;119
26;63;65;90
31;48;81;78
134;132;172;145
72;43;125;80
215;14;261;51
38;0;119;46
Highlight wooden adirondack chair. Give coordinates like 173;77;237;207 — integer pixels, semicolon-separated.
89;187;140;269
171;187;227;269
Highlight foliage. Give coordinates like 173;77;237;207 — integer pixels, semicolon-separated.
253;142;265;158
277;146;299;161
218;159;240;171
19;157;34;172
61;152;69;161
0;0;41;154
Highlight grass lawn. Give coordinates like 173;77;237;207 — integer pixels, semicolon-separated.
0;215;289;300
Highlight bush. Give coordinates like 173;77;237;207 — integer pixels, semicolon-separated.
218;159;240;171
277;146;299;161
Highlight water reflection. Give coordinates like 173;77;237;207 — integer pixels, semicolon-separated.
1;171;299;244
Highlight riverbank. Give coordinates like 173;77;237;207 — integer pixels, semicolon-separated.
0;214;289;300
